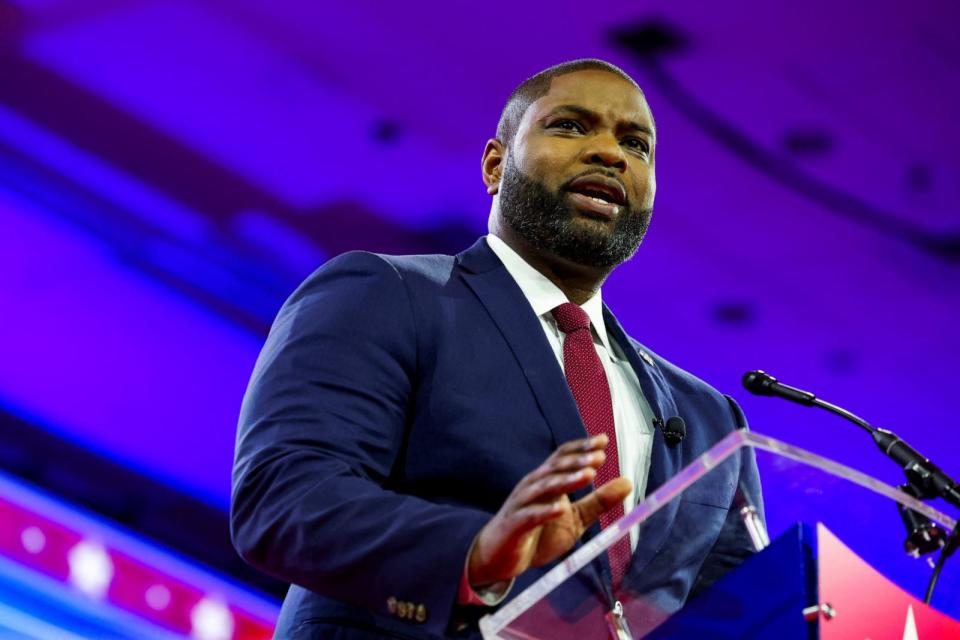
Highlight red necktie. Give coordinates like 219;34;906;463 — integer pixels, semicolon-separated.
551;302;631;588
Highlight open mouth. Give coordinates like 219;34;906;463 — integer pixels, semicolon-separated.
575;189;620;205
566;191;621;219
564;174;627;219
567;174;626;204
570;184;625;206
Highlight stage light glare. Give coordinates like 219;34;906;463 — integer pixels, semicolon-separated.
145;583;172;610
20;526;46;554
190;597;234;640
67;540;114;598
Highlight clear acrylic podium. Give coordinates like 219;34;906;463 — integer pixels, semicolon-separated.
479;431;960;639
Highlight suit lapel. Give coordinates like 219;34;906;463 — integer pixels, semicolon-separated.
602;306;681;495
602;305;685;581
457;239;588;449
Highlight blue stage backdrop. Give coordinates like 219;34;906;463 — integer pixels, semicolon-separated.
0;0;958;633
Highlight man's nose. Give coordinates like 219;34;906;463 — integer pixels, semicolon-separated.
580;134;627;171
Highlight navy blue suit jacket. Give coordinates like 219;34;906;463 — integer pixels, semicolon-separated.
231;238;763;639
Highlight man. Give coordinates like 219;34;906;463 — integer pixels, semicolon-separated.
231;59;763;639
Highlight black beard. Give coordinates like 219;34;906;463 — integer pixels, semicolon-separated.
497;156;652;269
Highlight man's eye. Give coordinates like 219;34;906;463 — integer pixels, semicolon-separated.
623;137;650;154
550;120;584;133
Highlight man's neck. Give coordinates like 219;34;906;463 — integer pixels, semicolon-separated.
490;227;611;306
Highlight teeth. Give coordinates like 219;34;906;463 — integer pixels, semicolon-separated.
590;196;611;205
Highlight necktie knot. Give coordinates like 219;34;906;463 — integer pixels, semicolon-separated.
551;302;591;334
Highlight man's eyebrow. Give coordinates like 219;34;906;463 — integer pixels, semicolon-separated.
545;104;655;139
545;104;598;120
622;120;656;139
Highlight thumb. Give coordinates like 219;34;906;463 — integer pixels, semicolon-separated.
573;477;632;528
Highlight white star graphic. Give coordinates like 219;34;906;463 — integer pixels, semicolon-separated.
902;604;919;640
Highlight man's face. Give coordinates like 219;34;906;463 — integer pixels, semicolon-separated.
497;70;656;268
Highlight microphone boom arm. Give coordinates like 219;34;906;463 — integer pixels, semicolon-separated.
742;370;960;509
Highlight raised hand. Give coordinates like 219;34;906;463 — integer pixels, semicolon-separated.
468;434;632;587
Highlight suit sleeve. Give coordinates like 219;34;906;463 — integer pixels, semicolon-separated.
689;395;766;597
230;251;490;636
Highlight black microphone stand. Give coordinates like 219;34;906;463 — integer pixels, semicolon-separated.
743;371;960;604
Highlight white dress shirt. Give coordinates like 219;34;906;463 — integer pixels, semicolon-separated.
486;234;655;549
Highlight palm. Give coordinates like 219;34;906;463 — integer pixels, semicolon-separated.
500;496;582;574
468;436;631;588
531;498;583;566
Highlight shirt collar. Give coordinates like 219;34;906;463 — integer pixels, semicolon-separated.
485;234;615;357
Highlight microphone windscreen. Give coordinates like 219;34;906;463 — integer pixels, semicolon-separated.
742;370;775;395
665;416;686;440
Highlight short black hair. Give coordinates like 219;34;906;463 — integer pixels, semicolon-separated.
495;59;645;147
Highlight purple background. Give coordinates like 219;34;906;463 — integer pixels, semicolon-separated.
1;0;958;614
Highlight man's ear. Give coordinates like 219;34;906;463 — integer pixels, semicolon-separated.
481;138;505;195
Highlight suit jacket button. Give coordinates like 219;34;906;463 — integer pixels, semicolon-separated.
415;604;428;623
387;597;398;615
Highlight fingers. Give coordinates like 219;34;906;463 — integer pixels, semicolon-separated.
513;467;595;507
513;436;610;506
504;500;565;529
523;451;605;487
524;435;609;484
572;477;632;528
469;498;568;584
556;434;609;457
469;436;623;585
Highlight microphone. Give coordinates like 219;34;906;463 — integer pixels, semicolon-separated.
741;370;960;509
656;416;685;446
744;368;960;605
742;370;816;406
